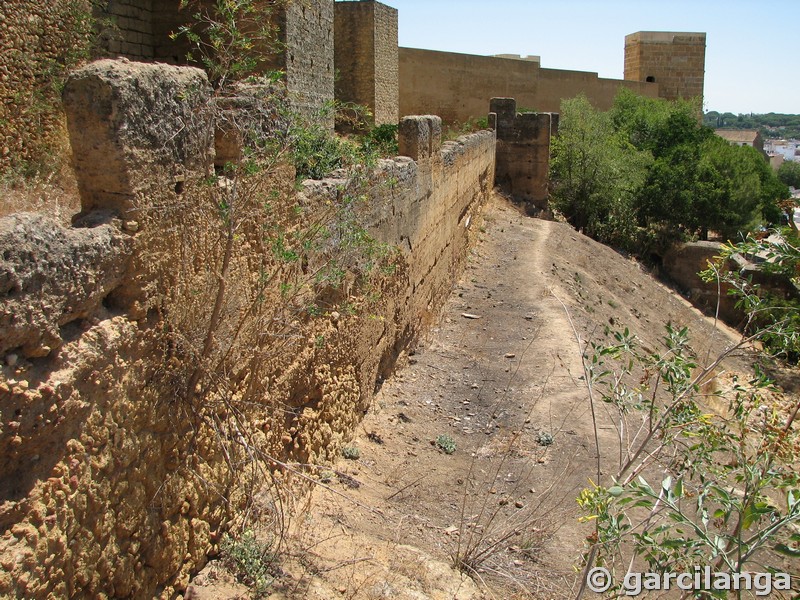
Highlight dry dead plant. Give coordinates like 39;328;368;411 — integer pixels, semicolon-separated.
127;73;404;596
449;331;578;599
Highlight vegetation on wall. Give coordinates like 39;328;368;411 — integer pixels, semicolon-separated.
550;90;790;255
575;231;800;597
157;2;406;591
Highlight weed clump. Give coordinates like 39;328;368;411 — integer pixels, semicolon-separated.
436;434;456;455
220;530;276;597
342;446;360;460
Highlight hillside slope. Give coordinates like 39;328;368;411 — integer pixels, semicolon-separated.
188;193;773;599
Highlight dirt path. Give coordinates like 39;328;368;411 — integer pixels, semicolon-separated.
189;194;752;600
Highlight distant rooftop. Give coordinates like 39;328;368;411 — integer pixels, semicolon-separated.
715;129;760;144
493;54;541;63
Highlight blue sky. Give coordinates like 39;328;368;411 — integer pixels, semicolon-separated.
386;0;799;115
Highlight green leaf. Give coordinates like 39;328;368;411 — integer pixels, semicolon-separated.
774;544;800;558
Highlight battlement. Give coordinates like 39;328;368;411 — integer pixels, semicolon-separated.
490;98;558;214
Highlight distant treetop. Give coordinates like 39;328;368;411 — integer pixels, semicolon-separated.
704;111;800;140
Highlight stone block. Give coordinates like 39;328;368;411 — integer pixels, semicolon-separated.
489;98;517;138
0;213;133;357
63;59;214;219
399;115;441;162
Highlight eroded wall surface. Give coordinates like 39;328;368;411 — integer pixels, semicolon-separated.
0;0;94;169
0;60;494;598
399;47;658;125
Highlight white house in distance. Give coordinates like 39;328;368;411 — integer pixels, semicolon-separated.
765;139;800;162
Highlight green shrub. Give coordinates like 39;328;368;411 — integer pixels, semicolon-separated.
436;434;456;455
360;123;398;157
220;530;275;597
342;446;360;460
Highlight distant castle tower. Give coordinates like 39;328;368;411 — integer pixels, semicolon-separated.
624;32;706;102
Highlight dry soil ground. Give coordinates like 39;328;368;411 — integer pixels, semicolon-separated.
188;194;777;600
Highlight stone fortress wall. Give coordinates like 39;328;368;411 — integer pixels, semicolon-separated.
398;48;660;125
0;58;495;597
0;0;707;171
0;1;708;596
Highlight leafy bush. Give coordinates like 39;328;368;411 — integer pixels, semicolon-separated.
360;123;398;158
220;530;276;597
576;317;800;595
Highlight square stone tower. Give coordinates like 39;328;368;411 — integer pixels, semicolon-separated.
100;0;334;125
334;0;399;126
624;31;706;102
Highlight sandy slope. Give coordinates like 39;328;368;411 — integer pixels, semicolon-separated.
189;194;767;600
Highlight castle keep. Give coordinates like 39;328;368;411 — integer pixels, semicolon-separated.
624;31;707;102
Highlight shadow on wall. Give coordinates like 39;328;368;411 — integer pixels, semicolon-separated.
490;97;558;217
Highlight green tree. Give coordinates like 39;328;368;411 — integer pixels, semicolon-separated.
692;138;783;240
778;160;800;189
549;95;650;250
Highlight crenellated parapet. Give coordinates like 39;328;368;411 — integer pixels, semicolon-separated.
490;98;558;214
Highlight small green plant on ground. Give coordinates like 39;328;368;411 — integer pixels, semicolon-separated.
436;434;456;455
342;446;360;460
220;530;276;597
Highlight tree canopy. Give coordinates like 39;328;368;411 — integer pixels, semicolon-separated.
703;111;800;140
550;90;789;255
778;160;800;189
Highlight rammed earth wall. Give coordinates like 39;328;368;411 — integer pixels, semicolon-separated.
0;60;494;598
0;0;94;170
